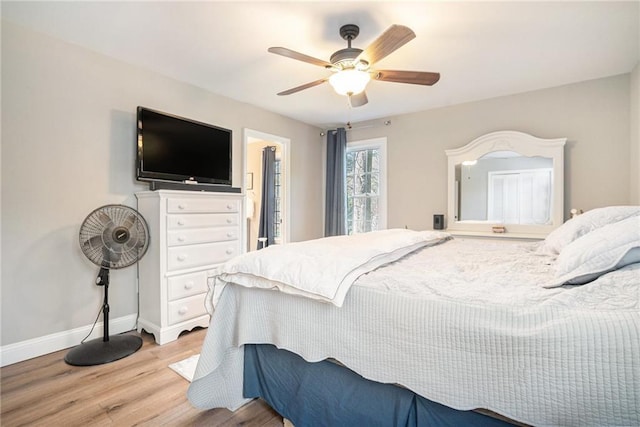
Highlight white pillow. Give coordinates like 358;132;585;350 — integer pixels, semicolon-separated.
540;205;640;255
543;215;640;288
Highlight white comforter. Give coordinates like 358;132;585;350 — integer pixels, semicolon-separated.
208;229;450;308
189;237;640;427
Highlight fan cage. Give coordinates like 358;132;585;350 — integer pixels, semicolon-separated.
79;204;150;269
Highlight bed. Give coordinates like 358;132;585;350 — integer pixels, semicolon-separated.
187;206;640;427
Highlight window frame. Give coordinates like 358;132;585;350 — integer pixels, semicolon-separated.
273;157;283;243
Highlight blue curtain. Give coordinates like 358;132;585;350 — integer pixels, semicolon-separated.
258;146;276;249
325;128;347;236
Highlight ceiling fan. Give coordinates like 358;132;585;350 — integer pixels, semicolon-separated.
268;24;440;107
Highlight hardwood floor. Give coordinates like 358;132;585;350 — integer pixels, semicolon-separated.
0;328;283;426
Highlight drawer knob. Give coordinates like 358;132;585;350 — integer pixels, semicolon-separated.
226;218;233;224
227;232;234;238
184;281;194;290
177;254;187;262
177;235;186;242
177;219;185;226
226;248;234;255
178;204;186;210
227;204;234;210
178;307;188;315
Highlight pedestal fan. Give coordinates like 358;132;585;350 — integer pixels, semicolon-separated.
65;204;150;366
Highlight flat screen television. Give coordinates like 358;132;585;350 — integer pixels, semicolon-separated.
136;106;232;188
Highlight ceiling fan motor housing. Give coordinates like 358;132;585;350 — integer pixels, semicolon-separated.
330;24;367;69
330;48;363;67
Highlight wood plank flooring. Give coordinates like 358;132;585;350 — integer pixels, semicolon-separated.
0;328;283;426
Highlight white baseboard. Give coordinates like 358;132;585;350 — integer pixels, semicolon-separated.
0;314;138;367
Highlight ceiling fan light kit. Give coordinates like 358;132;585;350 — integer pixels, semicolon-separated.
268;23;440;107
329;68;370;96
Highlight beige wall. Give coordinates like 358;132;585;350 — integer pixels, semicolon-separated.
348;74;632;230
247;142;265;250
630;62;640;204
1;21;323;347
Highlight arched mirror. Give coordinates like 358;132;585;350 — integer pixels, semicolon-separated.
445;131;566;239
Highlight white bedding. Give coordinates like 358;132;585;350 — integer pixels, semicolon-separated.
209;228;450;307
188;238;640;427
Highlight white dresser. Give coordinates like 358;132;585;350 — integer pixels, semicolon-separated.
136;190;243;344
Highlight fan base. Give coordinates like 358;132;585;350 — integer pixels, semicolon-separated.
64;334;143;366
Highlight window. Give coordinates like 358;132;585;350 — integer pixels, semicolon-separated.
346;138;387;235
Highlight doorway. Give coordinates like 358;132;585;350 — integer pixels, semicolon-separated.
243;129;290;252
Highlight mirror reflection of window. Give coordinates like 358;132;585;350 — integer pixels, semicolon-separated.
458;151;553;224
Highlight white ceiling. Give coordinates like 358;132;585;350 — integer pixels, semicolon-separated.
2;1;638;128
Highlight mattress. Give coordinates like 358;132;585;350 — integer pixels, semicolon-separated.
187;238;640;426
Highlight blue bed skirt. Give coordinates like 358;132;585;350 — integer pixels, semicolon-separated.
243;344;512;427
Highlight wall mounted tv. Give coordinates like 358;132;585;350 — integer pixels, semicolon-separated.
136;106;234;190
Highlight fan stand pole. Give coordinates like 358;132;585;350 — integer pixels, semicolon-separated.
64;268;143;366
99;267;110;342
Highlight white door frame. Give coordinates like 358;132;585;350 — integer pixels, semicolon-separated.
243;128;291;246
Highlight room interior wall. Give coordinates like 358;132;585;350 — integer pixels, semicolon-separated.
348;73;632;231
246;143;263;251
630;62;640;204
1;21;323;353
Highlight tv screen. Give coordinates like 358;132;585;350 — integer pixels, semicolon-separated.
136;107;232;186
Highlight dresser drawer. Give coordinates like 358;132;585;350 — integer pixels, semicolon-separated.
167;226;239;247
167;198;239;214
167;213;238;230
167;293;208;326
167;271;208;301
167;241;239;271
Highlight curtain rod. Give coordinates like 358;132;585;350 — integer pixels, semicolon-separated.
321;119;391;136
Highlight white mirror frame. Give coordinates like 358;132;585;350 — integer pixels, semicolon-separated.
445;130;566;239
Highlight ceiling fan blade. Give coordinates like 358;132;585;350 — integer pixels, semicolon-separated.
268;47;333;68
277;78;328;96
373;70;440;86
349;92;368;108
356;25;416;65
